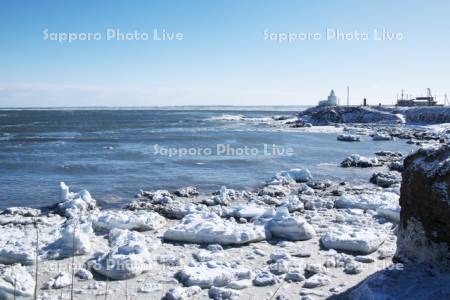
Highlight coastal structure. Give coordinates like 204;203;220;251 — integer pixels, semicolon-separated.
318;90;338;106
397;88;439;107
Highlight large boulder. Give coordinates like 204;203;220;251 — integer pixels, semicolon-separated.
396;145;450;266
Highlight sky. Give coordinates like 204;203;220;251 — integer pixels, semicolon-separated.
0;0;449;107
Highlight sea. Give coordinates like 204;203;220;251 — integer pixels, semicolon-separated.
0;107;417;209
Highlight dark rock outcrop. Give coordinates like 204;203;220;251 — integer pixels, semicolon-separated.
298;106;404;125
396;144;450;266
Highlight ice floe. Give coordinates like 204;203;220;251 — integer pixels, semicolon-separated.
321;225;387;254
93;210;166;232
163;213;266;245
267;208;316;241
0;264;35;299
93;228;155;280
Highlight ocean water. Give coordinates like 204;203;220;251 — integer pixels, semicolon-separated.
0;108;416;209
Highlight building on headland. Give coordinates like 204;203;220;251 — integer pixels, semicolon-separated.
396;88;439;107
318;90;337;106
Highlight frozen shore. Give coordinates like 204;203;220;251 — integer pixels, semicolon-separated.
0;120;449;300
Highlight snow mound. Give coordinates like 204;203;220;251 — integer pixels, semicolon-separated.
163;213;266;245
93;210;166;232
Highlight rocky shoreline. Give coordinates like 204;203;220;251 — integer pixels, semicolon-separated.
0;116;449;300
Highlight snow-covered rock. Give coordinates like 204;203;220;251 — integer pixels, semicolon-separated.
267;208;316;241
279;168;313;183
163;213;265;245
164;286;202;300
204;186;239;206
208;287;240;300
93;210;166;232
253;271;277;286
176;264;251;288
57;182;97;218
372;132;393;141
341;154;381;168
303;274;331;288
75;268;93;280
337;134;360;142
370;172;401;188
0;264;35;299
173;186;199;197
321;225;387;254
42;272;71;289
279;195;304;212
93;229;154;280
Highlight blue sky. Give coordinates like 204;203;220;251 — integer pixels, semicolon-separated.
0;0;449;107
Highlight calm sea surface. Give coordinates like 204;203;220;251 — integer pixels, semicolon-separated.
0;107;416;209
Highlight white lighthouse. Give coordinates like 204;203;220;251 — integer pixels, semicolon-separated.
318;90;338;106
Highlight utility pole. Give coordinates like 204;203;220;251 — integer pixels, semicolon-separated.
346;86;350;106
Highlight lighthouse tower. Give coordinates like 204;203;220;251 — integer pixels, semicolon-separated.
318;90;338;106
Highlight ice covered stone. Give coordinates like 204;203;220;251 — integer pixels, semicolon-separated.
93;209;165;232
204;187;239;206
341;154;381;168
335;192;399;211
321;225;386;254
164;286;202;300
42;272;71;289
279;195;304;212
208;287;240;300
372;132;393;141
337;134;360;142
75;268;93;280
163;213;265;245
370;172;401;188
253;271;277;286
93;228;154;280
176;264;251;288
0;264;35;299
173;186;199;197
303;274;331;288
267;208;315;241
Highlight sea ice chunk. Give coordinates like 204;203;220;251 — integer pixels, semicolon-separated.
176;264;251;288
0;264;35;299
267;208;315;241
163;213;265;245
321;225;386;254
57;182;97;218
93;210;166;232
93;229;154;280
